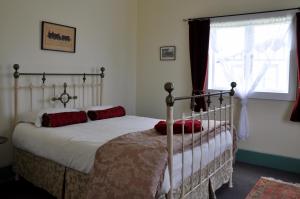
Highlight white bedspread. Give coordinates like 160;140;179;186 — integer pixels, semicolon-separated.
12;115;232;194
13;115;159;173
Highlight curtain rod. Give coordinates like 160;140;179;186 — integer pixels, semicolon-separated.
183;7;300;22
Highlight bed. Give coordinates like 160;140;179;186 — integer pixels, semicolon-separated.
11;64;236;199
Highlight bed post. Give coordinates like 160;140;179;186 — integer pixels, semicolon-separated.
13;64;20;126
229;82;236;188
100;67;105;105
164;82;175;199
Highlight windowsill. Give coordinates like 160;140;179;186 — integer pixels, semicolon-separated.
248;92;296;101
207;89;296;102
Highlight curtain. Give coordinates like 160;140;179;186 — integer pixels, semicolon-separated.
189;19;210;112
209;12;293;139
290;12;300;122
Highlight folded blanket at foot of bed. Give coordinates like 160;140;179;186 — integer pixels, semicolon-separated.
86;122;233;199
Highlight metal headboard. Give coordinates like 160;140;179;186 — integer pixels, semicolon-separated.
13;64;105;125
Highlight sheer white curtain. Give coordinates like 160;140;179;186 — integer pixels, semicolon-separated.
209;11;294;140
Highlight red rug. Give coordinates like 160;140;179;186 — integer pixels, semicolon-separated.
245;177;300;199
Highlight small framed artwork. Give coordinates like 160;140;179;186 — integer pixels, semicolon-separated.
41;21;76;53
160;46;176;61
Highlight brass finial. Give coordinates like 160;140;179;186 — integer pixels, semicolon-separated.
42;72;46;84
100;67;105;78
230;82;237;96
83;73;86;83
13;64;20;79
164;82;175;106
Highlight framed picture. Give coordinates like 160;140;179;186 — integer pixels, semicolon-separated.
41;21;76;53
160;46;176;61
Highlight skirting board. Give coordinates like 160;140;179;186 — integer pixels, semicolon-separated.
236;149;300;174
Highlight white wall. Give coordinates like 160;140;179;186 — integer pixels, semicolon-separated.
137;0;300;159
0;0;137;167
0;0;299;168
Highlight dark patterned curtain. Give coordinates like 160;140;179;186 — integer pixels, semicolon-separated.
189;19;210;112
290;13;300;122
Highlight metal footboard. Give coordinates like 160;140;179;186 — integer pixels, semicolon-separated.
164;82;236;199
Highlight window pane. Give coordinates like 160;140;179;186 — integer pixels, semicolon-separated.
208;27;245;90
251;23;290;93
208;18;292;96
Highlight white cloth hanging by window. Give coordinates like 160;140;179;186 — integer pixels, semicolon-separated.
208;11;294;140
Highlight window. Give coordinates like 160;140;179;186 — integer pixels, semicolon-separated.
208;14;296;100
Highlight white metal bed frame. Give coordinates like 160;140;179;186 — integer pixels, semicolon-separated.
12;63;236;198
164;81;236;199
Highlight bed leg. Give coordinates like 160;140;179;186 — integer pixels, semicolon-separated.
229;171;233;188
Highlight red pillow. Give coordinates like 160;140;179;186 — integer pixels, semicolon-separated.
87;106;126;121
154;120;202;135
42;111;88;127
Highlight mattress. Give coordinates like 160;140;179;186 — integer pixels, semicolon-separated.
12;115;232;194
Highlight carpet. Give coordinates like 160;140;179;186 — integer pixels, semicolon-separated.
245;177;300;199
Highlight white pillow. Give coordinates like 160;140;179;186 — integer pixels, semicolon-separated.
18;108;79;127
18;111;39;125
81;105;113;112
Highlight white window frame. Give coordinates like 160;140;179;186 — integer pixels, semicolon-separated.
207;14;297;101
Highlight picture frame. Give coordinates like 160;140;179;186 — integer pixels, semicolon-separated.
41;21;76;53
160;46;176;61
